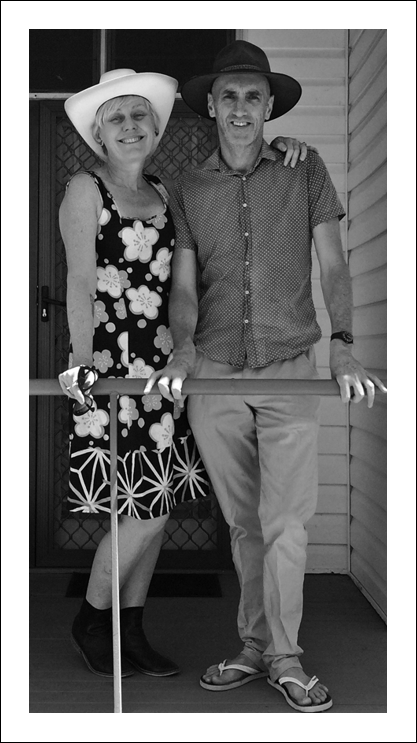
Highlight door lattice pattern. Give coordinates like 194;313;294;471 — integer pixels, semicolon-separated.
51;109;219;555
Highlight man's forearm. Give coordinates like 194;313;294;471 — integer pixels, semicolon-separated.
168;287;199;370
321;262;353;335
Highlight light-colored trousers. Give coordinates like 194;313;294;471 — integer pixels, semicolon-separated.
187;349;321;680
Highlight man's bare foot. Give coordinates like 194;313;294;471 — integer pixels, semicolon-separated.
201;652;263;687
278;666;329;706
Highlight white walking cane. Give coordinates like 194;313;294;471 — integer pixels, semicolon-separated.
110;392;122;713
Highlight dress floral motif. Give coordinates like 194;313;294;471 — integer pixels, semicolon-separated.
67;172;210;518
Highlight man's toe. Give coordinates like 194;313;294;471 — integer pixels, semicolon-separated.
202;672;216;682
206;663;219;672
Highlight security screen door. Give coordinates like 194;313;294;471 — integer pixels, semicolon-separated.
30;98;233;569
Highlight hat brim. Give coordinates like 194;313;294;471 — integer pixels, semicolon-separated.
65;73;178;157
181;70;301;120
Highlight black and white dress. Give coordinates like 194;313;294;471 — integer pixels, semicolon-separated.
67;171;209;519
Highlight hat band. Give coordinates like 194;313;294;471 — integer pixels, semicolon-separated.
219;64;265;72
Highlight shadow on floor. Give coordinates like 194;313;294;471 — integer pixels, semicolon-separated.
29;572;386;713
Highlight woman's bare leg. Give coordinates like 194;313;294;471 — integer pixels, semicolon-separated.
86;513;169;609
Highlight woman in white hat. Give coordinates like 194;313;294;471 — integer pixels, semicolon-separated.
58;69;212;679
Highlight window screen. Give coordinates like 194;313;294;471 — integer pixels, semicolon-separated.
111;30;234;90
30;30;99;92
30;30;234;93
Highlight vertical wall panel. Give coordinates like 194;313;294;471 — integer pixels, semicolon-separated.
347;30;387;616
242;30;349;573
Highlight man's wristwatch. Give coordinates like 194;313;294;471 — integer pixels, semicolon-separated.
330;331;354;344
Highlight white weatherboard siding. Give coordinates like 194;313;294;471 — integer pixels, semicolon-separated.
347;30;387;616
241;30;349;572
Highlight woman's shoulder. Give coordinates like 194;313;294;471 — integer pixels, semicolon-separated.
61;170;102;217
65;169;103;190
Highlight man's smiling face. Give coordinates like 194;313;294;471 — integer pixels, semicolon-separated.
207;73;274;149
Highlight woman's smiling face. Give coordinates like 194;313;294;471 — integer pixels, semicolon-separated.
96;95;158;162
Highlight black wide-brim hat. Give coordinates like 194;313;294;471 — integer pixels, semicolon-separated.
181;40;302;120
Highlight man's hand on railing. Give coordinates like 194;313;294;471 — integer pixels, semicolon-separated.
144;345;196;406
330;343;387;408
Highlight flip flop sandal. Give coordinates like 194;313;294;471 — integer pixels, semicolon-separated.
267;675;333;712
200;659;268;691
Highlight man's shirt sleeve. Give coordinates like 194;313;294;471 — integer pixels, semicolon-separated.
170;179;197;252
307;151;346;230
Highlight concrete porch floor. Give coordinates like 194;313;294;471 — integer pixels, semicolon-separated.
29;571;386;714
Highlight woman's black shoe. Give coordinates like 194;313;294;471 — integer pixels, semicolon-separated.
71;599;134;678
120;606;179;676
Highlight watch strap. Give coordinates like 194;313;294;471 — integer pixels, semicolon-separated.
330;331;353;344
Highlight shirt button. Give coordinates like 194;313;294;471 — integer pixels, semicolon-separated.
245;261;249;265
242;203;247;207
245;290;249;295
244;319;249;324
242;176;246;181
244;232;249;237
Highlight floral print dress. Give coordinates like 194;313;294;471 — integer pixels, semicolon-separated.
67;171;209;519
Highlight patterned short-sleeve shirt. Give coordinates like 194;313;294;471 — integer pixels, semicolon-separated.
172;140;345;368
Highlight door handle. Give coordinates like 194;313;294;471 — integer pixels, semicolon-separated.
40;285;66;322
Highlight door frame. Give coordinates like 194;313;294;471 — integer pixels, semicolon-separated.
32;101;61;566
29;102;40;568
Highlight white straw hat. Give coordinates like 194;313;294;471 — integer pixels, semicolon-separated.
65;69;178;157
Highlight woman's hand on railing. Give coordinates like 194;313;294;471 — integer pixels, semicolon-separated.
58;366;96;404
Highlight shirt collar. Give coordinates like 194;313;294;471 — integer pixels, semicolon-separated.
200;139;277;175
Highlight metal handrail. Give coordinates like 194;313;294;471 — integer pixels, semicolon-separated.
29;378;343;396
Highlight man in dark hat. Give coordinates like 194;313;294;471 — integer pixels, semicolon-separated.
146;40;386;712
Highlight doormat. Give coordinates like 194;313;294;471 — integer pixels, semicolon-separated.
65;572;222;598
